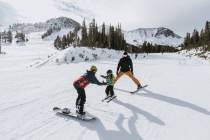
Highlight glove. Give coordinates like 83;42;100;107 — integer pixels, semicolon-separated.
131;71;134;75
102;81;107;85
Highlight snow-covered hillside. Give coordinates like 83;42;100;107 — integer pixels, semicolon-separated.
10;17;80;34
124;27;183;47
9;18;183;48
179;48;210;60
0;31;210;140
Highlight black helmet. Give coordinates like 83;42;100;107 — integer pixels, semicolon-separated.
106;69;112;74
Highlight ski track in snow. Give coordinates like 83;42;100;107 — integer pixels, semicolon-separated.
0;31;210;140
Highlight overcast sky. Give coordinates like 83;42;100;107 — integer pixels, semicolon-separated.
0;0;210;36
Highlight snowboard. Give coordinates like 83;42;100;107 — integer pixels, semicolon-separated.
130;85;148;94
106;95;117;103
101;95;112;102
53;107;96;121
102;95;117;103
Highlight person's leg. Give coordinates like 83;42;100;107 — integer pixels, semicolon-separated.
125;71;141;87
105;86;109;96
75;87;86;114
78;88;86;113
110;85;114;97
114;72;124;83
76;92;81;106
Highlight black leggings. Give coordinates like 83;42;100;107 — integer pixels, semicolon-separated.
74;84;86;108
105;85;114;96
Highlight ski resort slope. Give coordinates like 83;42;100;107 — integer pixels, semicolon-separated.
0;36;210;140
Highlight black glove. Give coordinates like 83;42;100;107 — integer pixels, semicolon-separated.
102;81;107;85
131;71;134;75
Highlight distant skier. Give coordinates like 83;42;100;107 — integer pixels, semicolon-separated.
114;51;142;89
101;69;115;98
73;65;106;115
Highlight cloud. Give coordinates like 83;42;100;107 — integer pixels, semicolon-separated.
0;1;18;26
53;0;95;20
1;0;210;36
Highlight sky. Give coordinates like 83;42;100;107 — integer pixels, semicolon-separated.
0;0;210;36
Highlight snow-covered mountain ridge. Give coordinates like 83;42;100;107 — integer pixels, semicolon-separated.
9;17;183;47
124;27;183;47
10;17;80;34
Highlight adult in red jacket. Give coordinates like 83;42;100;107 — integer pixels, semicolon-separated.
73;65;106;115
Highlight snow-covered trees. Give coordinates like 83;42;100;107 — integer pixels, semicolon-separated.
41;27;61;39
0;31;13;44
54;31;79;50
54;19;127;51
183;21;210;51
15;32;28;43
80;19;126;50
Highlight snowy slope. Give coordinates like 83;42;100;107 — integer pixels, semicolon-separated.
0;32;210;140
124;27;183;47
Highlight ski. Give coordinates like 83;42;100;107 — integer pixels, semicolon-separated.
130;85;148;94
101;95;112;102
106;96;117;103
53;107;96;121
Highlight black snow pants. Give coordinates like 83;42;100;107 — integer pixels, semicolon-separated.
74;84;86;112
105;85;114;97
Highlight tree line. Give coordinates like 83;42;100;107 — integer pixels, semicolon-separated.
54;19;126;51
182;21;210;51
0;31;13;43
54;19;178;53
141;41;178;54
0;31;28;44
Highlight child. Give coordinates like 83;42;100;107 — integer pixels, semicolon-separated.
101;69;115;98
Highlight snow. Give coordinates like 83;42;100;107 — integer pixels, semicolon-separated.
0;32;210;140
124;28;184;47
179;48;210;60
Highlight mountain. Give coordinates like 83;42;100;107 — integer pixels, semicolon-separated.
98;25;183;47
10;17;81;34
124;27;183;47
45;17;80;29
9;17;183;47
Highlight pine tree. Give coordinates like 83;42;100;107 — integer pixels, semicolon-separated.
192;29;199;45
204;21;210;44
81;19;88;46
61;35;67;49
109;25;115;49
7;31;13;43
54;36;62;49
184;33;191;48
200;29;205;45
101;23;106;47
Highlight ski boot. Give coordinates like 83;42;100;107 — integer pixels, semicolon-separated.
137;84;143;89
76;105;86;117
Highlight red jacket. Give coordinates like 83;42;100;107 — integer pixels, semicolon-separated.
74;76;89;88
74;70;105;89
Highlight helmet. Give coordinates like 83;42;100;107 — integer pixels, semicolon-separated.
106;69;112;74
90;65;97;72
